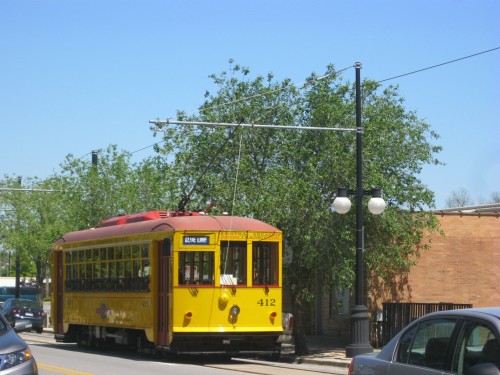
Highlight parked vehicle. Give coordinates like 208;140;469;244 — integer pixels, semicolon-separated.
0;309;38;374
348;307;500;375
1;299;45;334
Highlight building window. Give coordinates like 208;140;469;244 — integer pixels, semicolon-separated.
330;287;350;316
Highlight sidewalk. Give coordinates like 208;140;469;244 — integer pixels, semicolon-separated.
281;336;353;370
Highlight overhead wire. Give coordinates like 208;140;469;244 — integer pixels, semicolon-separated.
197;65;354;115
48;46;500;171
377;46;500;83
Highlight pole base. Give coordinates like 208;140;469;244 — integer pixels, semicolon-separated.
345;305;373;358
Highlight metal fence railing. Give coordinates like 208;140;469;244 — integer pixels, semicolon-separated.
380;302;473;346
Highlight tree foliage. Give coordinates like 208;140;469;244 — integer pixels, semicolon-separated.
152;62;442;353
0;176;70;298
55;145;177;228
0;146;176;301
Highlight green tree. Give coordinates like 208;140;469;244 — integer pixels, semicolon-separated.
0;176;70;302
153;62;442;354
56;145;178;228
0;146;177;303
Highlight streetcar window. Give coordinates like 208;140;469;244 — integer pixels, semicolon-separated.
161;239;171;257
108;246;115;260
116;261;124;290
65;264;72;290
126;245;133;259
220;241;247;285
100;247;107;261
116;246;123;259
132;244;140;259
178;252;214;285
124;260;133;289
141;243;149;258
252;242;279;286
108;262;116;290
72;264;78;290
63;242;151;293
93;262;101;290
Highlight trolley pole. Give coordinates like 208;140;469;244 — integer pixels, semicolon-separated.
15;176;22;299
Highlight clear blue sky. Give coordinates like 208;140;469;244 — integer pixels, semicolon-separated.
1;0;499;209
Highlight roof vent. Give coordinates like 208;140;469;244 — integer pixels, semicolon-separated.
99;210;168;227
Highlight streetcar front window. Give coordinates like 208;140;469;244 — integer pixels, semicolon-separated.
220;241;247;285
178;252;214;285
253;242;279;286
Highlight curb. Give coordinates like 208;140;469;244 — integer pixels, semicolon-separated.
297;356;351;368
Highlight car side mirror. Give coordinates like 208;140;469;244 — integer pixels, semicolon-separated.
465;363;500;375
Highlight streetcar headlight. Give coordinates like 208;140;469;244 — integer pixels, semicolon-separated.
230;305;240;316
0;348;32;370
219;292;229;304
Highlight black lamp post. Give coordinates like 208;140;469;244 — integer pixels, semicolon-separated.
332;63;386;358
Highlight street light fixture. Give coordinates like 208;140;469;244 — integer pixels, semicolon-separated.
332;63;386;358
333;188;386;216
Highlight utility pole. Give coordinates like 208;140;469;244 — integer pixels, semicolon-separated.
15;176;21;299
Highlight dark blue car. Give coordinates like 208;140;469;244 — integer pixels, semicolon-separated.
1;299;45;334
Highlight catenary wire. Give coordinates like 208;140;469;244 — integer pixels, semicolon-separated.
377;46;500;83
61;47;500;166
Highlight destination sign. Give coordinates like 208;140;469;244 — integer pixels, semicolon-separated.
183;236;210;245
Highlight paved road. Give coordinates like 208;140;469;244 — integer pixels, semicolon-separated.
20;331;347;374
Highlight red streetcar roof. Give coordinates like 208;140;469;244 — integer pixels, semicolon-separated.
55;213;280;245
98;210;203;227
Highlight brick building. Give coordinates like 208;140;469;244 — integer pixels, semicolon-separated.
307;204;500;346
402;205;499;307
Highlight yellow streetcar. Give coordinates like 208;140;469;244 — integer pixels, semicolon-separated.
52;210;283;355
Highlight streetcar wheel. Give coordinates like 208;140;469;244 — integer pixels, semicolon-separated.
76;328;90;348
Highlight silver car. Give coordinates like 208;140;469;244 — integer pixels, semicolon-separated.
349;307;500;375
0;311;38;374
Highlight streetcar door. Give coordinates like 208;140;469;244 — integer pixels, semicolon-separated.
55;250;64;333
157;239;171;346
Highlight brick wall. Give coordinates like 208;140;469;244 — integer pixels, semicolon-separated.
296;212;499;343
401;213;500;307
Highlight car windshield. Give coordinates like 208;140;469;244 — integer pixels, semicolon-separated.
12;300;40;309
